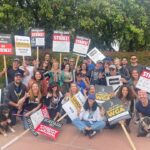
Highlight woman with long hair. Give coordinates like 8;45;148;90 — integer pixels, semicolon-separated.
28;70;48;96
23;83;43;129
72;94;105;137
117;85;134;132
44;82;63;120
44;61;64;88
61;64;73;94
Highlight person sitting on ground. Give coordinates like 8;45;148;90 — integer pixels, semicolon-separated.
44;82;63;120
72;94;106;137
135;90;150;136
23;82;43;129
117;85;134;132
5;72;27;126
136;90;150;117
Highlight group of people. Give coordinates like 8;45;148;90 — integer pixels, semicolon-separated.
0;52;150;138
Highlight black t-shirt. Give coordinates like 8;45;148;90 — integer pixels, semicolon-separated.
7;67;24;83
24;97;43;111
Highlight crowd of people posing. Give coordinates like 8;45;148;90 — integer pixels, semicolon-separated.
0;52;150;138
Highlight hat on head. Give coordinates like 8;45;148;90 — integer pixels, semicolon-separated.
88;94;96;101
14;72;22;77
109;64;116;69
13;58;20;62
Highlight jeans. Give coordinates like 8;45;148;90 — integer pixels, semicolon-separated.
72;118;106;132
10;108;18;126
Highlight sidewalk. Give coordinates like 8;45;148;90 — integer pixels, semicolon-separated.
0;121;150;150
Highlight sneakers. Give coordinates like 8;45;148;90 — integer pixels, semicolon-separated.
89;130;97;138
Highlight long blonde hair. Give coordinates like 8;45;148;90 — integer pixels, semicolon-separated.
69;83;79;97
28;82;42;101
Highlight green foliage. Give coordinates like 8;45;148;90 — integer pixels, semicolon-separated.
0;0;150;51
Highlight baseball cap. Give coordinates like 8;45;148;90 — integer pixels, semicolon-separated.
88;94;96;101
109;64;116;69
14;72;23;77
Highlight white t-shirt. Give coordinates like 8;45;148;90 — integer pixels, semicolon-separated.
20;65;34;86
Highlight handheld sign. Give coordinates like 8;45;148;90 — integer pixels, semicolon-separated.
52;31;70;53
31;28;45;47
27;106;61;140
0;34;13;55
87;47;105;64
102;98;131;125
73;36;91;57
106;75;122;92
0;34;13;85
62;92;86;121
136;70;150;93
95;85;113;104
15;35;31;56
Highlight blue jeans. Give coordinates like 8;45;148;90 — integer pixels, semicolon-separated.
72;118;106;132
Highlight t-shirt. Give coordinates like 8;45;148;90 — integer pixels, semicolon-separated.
7;67;24;83
20;65;34;86
128;64;144;75
5;82;27;104
76;80;86;90
136;100;150;117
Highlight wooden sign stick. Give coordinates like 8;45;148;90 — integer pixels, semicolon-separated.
3;55;8;86
120;122;136;150
56;113;67;122
73;55;80;82
37;46;39;68
59;53;62;70
75;55;80;69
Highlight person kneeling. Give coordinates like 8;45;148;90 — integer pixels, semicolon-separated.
72;94;106;138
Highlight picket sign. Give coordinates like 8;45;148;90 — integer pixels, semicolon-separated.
0;34;13;86
73;36;91;57
31;28;45;68
62;92;86;121
136;70;150;93
52;31;70;53
15;35;31;57
106;75;122;92
87;47;105;64
59;53;62;70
